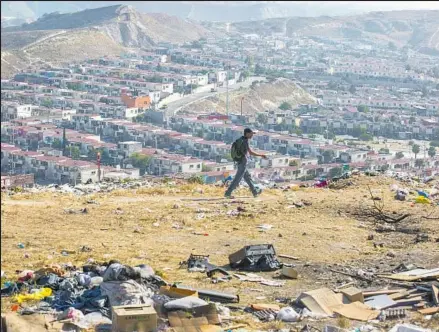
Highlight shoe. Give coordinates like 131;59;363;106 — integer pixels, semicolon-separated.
224;193;235;199
253;188;262;198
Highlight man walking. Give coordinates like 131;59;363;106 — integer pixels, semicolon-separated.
225;128;267;198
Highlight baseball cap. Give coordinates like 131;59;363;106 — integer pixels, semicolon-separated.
244;128;256;134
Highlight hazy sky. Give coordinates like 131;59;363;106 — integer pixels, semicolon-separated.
2;1;439;20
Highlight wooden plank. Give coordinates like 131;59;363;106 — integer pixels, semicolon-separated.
432;285;439;305
418;307;439;315
389;289;417;300
389;296;423;308
278;254;300;260
363;289;405;297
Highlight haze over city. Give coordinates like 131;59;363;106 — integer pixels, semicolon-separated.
1;1;438;332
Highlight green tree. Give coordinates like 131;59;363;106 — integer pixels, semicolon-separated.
279;101;292;110
257;113;268;124
415;159;424;168
52;138;62;149
202;164;213;172
245;55;254;71
69;146;80;159
309;134;317;139
412;144;420;159
430;141;439;147
241;70;250;81
428;146;436;158
255;64;265;75
295;128;303;136
88;148;98;160
41;99;54;108
289;160;298;167
359;133;373;141
357;105;369;113
395;151;404;159
129;152;151;174
408;140;414;146
409;116;416;124
349;85;356;94
379;148;390;154
322;150;335;163
405;64;411;71
329;167;342;178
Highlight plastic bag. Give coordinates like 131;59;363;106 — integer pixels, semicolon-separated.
74;312;112;329
415;196;430;204
276;307;300;322
164;296;208;310
14;287;52;303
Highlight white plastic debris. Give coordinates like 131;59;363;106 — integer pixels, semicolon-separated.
388;324;433;332
164;296;208;310
276;307;300;322
257;224;273;231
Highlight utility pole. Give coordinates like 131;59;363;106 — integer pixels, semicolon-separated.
62;126;66;156
240;97;244;117
226;57;230;117
97;151;101;183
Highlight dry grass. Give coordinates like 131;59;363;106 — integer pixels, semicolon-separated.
1;175;438;330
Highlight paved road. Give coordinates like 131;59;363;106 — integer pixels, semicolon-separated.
165;76;266;117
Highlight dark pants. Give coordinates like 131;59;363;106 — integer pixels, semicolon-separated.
225;158;257;196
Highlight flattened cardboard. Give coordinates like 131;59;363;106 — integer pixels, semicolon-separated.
332;302;380;321
169;326;222;332
379;268;439;281
168;303;221;330
298;288;344;315
160;286;199;299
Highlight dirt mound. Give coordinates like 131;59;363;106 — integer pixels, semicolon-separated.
184;78;316;115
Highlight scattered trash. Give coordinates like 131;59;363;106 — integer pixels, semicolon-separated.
257;224;273;231
281;266;298;279
229;244;282;272
64;208;88;214
17;243;25;249
277;307;300;322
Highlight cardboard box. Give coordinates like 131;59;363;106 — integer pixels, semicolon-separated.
112;304;157;332
341;287;364;303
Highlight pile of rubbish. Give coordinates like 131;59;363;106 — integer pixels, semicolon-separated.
18;179;160;196
390;182;439;205
1;260;236;332
2;242;438;332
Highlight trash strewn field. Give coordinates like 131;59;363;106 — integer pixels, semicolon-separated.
1;175;438;331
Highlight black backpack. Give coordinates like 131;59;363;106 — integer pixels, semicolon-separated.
231;137;246;162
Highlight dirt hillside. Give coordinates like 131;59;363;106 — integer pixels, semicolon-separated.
184;78;317;115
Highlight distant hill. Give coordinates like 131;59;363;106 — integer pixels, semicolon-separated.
219;10;439;55
2;1;439;23
1;4;209;78
182;78;317;116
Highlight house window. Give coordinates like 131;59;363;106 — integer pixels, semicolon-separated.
197;164;200;168
190;165;194;169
